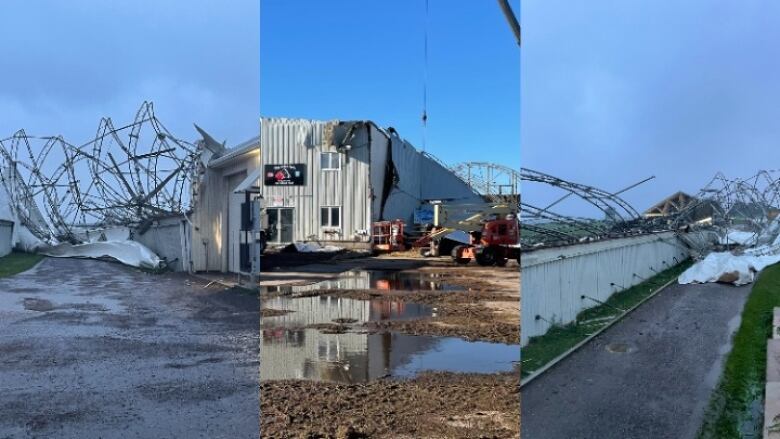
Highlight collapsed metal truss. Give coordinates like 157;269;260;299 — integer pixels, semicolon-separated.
669;170;780;231
449;160;780;250
448;161;653;247
448;161;520;205
0;102;200;244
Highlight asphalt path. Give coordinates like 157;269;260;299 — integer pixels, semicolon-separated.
522;281;750;439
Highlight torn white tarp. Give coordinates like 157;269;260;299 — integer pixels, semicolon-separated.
290;242;343;253
718;229;758;246
40;240;163;270
679;246;780;286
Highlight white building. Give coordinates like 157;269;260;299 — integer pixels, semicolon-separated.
188;118;482;273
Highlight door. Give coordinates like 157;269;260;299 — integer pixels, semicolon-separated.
226;172;247;273
267;208;294;244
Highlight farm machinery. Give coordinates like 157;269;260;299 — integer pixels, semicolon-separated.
416;202;520;266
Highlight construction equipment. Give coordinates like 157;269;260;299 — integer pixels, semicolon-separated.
371;219;407;252
417;202;520;266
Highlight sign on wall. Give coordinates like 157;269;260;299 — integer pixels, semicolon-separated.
264;164;305;186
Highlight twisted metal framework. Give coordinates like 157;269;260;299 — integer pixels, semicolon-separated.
668;170;780;231
448;161;520;205
441;155;780;251
448;162;651;247
0;102;200;244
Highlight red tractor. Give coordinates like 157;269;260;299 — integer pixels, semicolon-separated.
450;218;520;266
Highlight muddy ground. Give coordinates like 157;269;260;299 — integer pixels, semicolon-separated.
261;372;520;439
0;258;260;438
260;252;520;344
260;251;520;438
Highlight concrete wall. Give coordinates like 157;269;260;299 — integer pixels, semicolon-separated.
0;220;12;257
521;232;689;345
133;216;190;272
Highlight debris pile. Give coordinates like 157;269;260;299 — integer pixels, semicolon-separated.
677;171;780;286
0;102;200;268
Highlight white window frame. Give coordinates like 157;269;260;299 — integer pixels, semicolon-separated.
320;206;341;230
320;152;341;171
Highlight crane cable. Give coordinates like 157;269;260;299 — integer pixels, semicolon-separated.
422;0;429;152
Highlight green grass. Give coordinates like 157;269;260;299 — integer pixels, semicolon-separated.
0;252;44;278
698;263;780;438
521;259;693;378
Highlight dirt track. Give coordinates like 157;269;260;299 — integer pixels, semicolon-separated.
261;372;520;438
0;258;260;438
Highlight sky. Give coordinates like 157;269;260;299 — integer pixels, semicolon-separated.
522;1;780;217
260;0;520;170
0;0;259;147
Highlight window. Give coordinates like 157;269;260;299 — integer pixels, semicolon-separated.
320;152;341;170
321;206;341;228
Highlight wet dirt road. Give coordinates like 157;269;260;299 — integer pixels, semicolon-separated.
0;258;259;438
259;256;521;437
521;282;750;439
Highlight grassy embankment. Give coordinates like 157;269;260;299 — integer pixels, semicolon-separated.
698;263;780;438
0;252;44;278
521;260;693;378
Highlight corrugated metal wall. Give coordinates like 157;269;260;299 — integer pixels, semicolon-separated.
260;118;372;243
521;232;689;345
0;220;12;257
191;118;484;271
191;148;260;272
133;216;188;272
375;125;484;224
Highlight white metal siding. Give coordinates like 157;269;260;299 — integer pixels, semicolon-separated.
0;220;12;257
190;148;260;272
372;125;483;224
260;118;372;243
227;171;247;273
521;232;689;345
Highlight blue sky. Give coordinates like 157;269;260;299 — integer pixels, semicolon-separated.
522;1;780;216
260;0;520;169
0;0;259;146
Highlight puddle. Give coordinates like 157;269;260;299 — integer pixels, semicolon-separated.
261;295;431;329
23;298;55;312
260;269;513;383
605;342;635;354
266;269;466;295
261;294;517;383
260;330;518;383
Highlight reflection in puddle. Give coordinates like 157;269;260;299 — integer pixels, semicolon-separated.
260;329;518;383
262;295;431;328
266;269;466;295
261;293;518;383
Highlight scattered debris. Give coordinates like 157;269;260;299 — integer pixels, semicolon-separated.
0;102;200;269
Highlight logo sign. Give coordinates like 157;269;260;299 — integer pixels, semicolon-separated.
264;164;305;186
